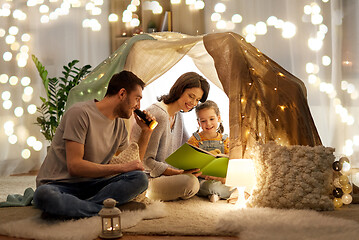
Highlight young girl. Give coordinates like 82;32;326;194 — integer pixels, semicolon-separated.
187;100;234;202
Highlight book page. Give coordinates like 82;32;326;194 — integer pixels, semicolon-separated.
165;143;215;170
200;157;229;178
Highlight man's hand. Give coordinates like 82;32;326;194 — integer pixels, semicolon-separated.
121;160;144;172
134;110;156;132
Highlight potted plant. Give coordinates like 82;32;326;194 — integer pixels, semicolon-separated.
147;20;157;33
32;55;91;142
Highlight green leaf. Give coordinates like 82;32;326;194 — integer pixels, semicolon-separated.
32;56;92;142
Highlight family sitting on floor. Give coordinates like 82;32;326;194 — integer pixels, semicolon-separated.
33;70;234;219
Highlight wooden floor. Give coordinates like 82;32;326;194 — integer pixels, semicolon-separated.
0;235;237;240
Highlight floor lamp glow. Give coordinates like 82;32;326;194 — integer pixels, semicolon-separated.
225;159;256;208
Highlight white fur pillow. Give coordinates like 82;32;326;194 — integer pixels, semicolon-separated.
247;142;335;211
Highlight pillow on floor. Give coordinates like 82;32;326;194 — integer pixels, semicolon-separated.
246;142;335;211
110;142;140;164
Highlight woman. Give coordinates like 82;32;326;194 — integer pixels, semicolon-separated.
130;72;210;201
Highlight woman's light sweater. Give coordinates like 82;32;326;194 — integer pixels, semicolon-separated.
130;102;189;177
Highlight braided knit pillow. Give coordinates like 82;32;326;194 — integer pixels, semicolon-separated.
246;142;335;211
110;142;140;164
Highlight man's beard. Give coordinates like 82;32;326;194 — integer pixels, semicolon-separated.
114;97;132;119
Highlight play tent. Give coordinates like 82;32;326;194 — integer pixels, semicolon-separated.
66;31;322;159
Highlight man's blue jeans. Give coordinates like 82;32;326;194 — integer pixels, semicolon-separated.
33;171;148;218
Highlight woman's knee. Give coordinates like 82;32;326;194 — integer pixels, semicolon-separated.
181;174;200;199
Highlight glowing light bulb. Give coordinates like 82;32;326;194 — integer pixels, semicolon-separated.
245;34;256;43
255;21;267;35
5;35;15;44
211;13;221;22
232;14;242;23
27;104;37;114
33;141;43;151
308;37;323;51
214;3;226;13
1;91;10;100
311;4;321;14
9;26;19;35
21;76;31;86
108;13;118;22
244;24;256;35
9;76;18;85
14;107;24;117
40;15;50;23
39;4;49;13
130;18;140;27
27;136;37;147
266;16;277;26
216;20;226;29
91;7;101;15
8;135;18;144
306;63;314;73
322;56;331;66
282;22;296;38
194;1;204;9
311;14;323;25
21;149;31;159
304;5;312;15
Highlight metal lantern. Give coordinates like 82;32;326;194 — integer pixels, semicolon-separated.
99;198;122;239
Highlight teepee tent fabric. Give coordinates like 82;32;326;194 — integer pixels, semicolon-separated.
66;32;322;159
203;32;322;158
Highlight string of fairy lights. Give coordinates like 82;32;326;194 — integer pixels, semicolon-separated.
209;0;359;157
0;1;358;170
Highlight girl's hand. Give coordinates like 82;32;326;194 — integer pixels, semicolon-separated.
203;175;226;184
183;168;202;177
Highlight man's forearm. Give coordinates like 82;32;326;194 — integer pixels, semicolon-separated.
137;129;152;161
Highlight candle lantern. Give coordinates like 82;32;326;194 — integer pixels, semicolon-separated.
99;198;122;239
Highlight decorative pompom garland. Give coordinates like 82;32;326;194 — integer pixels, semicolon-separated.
332;156;353;208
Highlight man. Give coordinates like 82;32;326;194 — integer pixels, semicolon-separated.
33;70;154;218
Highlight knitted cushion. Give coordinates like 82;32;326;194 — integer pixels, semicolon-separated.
246;142;335;210
110;142;140;164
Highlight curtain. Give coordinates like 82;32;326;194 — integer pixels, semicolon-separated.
0;1;110;176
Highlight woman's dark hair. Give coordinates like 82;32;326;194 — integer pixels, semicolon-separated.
195;100;224;134
157;72;210;104
105;70;145;97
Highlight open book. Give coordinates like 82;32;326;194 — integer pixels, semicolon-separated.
165;143;229;178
